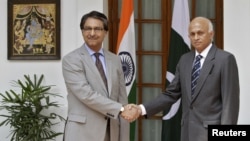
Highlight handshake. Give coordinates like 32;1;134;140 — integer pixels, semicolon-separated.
120;104;142;122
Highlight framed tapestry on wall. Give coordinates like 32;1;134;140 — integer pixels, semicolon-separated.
7;0;61;60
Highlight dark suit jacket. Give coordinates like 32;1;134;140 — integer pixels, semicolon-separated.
62;44;129;141
143;45;239;141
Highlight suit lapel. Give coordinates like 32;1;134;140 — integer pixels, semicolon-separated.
81;46;99;75
184;51;196;101
191;46;217;101
103;50;112;95
81;46;109;96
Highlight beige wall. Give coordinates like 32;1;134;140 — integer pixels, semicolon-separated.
224;0;250;124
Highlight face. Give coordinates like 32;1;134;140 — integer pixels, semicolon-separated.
82;17;107;51
188;18;214;53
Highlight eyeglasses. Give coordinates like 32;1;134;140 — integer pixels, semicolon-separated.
83;27;104;33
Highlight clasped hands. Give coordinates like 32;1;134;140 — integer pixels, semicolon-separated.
121;104;141;122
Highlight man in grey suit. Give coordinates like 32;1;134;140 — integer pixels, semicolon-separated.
62;11;134;141
124;17;240;141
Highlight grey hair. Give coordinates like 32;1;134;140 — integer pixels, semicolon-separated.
208;20;213;32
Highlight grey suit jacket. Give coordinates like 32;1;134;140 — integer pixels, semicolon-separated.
144;45;239;141
62;44;129;141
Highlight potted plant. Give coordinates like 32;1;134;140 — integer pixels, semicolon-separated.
0;74;65;141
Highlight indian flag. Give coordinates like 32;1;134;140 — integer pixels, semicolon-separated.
116;0;136;140
161;0;190;141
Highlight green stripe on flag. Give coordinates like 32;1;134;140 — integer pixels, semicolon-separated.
161;0;190;140
128;81;137;141
161;28;190;141
167;29;190;72
162;103;182;141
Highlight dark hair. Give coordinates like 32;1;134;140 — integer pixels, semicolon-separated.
80;10;108;31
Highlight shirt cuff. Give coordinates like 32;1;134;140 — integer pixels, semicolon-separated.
139;104;146;115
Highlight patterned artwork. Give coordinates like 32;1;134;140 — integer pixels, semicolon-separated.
8;0;60;60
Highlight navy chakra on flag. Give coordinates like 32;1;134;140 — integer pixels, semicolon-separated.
119;51;135;86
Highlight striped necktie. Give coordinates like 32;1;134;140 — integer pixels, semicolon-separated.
191;55;202;95
94;53;108;91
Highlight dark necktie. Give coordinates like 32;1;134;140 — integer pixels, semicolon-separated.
191;55;202;95
94;53;108;91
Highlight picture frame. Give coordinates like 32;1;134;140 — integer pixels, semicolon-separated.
7;0;61;60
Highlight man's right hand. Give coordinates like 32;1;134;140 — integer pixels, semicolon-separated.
121;104;141;122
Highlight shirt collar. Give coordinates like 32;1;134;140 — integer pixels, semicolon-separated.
195;43;212;58
84;43;104;56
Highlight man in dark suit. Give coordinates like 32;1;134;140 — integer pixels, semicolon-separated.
124;17;240;141
62;11;134;141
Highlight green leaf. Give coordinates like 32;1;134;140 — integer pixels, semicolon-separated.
0;74;65;140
